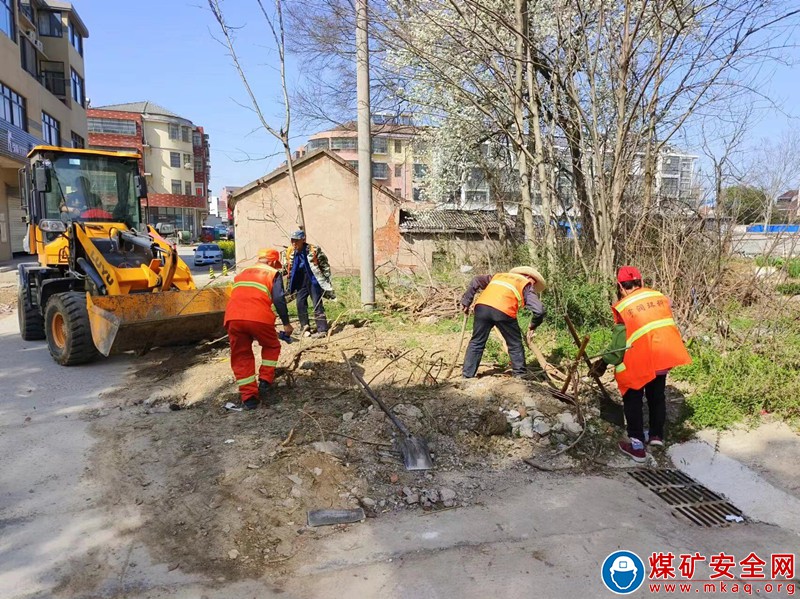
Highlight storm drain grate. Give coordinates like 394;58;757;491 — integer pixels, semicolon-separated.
629;469;746;527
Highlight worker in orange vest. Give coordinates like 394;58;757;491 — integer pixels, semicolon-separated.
224;248;294;410
591;266;691;462
460;266;547;378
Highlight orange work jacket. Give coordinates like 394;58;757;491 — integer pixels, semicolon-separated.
612;287;691;395
224;264;279;325
475;272;530;318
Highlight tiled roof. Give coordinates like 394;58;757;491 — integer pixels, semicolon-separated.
93;101;185;119
399;209;514;234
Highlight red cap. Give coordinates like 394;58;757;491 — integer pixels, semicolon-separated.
258;248;282;267
617;266;642;283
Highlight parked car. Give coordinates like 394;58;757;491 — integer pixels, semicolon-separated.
193;243;224;267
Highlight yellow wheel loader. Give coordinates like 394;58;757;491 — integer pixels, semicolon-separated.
17;146;230;366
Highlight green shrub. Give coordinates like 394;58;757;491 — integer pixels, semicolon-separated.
217;240;235;259
777;282;800;296
786;259;800;279
672;340;800;429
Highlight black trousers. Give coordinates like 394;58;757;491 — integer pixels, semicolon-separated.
463;304;526;378
296;280;328;332
622;374;667;442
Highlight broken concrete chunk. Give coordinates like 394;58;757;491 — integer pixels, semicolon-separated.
290;486;303;498
361;497;376;507
311;441;345;458
564;421;583;435
286;474;303;486
311;467;323;477
533;420;551;436
439;488;456;502
557;412;576;425
307;508;365;527
342;412;355;422
517;417;535;438
228;549;239;560
405;493;420;505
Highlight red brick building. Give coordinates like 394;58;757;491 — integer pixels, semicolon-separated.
87;101;210;236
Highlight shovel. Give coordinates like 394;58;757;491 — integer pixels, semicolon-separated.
342;352;434;471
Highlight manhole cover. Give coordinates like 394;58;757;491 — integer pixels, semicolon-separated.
629;469;745;527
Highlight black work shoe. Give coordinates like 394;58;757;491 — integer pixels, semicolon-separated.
258;379;270;401
242;398;259;411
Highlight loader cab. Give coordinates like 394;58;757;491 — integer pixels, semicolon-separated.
25;146;147;231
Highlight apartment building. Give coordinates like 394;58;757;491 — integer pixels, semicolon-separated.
303;115;428;201
0;0;89;260
87;101;211;237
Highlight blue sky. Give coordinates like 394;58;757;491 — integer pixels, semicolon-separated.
78;1;799;198
79;0;308;197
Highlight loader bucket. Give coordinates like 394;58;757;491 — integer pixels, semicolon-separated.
86;287;230;356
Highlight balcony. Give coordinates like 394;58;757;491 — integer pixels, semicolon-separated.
40;62;67;98
18;2;35;27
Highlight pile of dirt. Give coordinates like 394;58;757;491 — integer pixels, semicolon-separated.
0;284;17;314
85;321;633;586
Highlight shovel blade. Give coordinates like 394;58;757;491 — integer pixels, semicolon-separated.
398;435;434;471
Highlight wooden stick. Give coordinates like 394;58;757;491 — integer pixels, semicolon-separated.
564;314;614;402
561;335;590;393
444;313;469;379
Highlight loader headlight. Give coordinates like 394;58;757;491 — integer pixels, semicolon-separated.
39;220;67;233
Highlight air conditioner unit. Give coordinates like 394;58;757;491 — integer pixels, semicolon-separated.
23;29;36;42
33;39;44;52
184;163;192;169
143;172;152;177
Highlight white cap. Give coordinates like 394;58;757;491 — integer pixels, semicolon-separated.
611;556;638;573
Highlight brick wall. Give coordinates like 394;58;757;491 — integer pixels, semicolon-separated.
147;193;206;209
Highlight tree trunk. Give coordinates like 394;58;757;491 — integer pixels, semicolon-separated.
514;0;535;248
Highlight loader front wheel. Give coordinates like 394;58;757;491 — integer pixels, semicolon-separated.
18;285;45;340
45;292;99;366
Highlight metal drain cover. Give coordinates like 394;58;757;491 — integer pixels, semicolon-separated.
629;469;745;527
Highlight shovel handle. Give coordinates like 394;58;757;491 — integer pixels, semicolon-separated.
342;352;411;437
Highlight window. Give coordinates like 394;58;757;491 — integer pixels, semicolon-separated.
181;126;191;143
171;179;182;195
38;10;62;37
192;131;202;146
372;162;389;180
394;139;402;153
20;39;37;78
413;163;427;178
87;117;137;135
185;181;192;196
169;123;180;140
330;137;358;151
1;83;27;130
41;111;60;145
70;131;85;148
1;0;14;40
68;21;83;55
183;153;192;167
346;160;359;172
170;152;181;168
195;184;204;196
70;69;84;107
372;137;388;154
194;159;204;173
393;188;401;197
412;188;424;202
307;138;329;152
394;164;402;178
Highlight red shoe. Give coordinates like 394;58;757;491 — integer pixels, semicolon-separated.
648;436;664;447
618;440;647;463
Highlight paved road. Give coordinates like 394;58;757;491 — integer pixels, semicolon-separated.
1;304;798;598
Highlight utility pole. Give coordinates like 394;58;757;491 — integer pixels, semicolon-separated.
356;0;375;310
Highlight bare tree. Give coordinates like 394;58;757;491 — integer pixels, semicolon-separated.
208;0;307;230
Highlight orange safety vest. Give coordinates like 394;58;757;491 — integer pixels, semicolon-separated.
612;287;691;395
475;272;530;318
224;264;279;326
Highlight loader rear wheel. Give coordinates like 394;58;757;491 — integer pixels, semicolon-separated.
45;292;99;366
18;285;45;340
